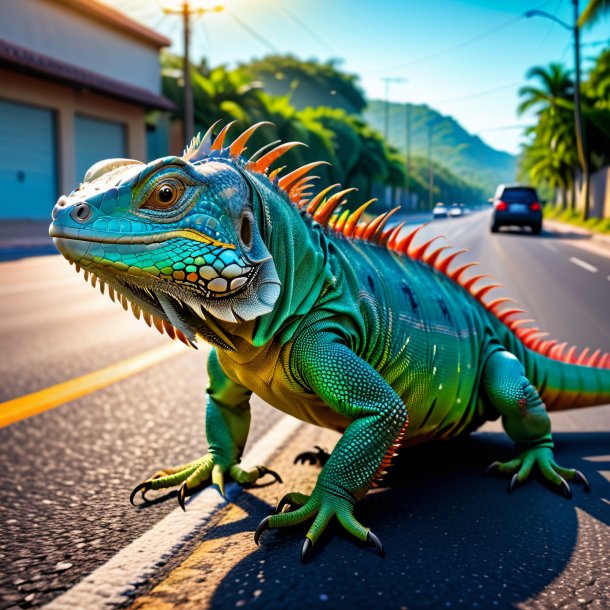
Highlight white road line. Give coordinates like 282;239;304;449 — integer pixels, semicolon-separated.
44;415;302;610
543;242;558;252
569;257;598;273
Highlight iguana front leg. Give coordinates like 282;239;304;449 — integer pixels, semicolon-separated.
482;350;590;495
130;348;281;509
255;332;408;561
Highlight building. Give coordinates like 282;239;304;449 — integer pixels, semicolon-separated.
0;0;174;219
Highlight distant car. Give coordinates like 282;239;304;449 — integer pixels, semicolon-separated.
490;184;543;234
449;203;463;217
433;202;448;219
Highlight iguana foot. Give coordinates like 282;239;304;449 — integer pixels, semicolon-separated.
255;485;384;562
130;455;281;510
485;447;591;498
293;445;330;467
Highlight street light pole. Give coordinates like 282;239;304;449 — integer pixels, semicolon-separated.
405;103;411;209
525;2;590;219
428;121;434;211
381;77;407;141
571;0;590;220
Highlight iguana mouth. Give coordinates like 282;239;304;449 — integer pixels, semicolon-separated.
49;224;234;249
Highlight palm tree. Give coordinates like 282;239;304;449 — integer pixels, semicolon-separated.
518;63;574;116
578;0;610;28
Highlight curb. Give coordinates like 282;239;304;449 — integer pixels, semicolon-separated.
543;218;610;250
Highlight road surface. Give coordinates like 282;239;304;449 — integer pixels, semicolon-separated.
0;210;608;609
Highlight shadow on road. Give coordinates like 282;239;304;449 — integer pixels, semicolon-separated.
206;431;609;610
494;227;591;240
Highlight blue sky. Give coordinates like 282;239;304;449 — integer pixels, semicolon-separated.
103;0;609;155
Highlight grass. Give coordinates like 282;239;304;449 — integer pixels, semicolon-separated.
543;205;610;234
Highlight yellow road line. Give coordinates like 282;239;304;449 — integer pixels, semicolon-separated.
0;341;187;429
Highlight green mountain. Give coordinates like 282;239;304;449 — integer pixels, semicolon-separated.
364;101;516;195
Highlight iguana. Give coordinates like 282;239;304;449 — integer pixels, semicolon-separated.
49;121;610;561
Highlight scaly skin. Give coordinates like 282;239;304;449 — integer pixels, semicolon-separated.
50;122;610;561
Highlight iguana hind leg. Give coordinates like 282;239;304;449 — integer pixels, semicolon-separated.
482;349;590;496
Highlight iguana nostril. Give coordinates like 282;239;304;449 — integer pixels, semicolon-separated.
71;202;92;223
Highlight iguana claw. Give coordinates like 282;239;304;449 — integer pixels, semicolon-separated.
254;515;271;546
255;466;283;485
574;470;591;492
178;483;188;511
301;538;312;563
485;461;501;476
367;530;385;557
129;481;153;506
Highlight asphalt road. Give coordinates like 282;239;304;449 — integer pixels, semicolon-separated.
0;210;609;609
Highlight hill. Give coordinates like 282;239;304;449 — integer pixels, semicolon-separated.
364;101;516;195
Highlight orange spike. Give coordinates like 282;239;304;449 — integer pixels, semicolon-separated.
497;308;527;323
487;297;514;313
435;248;467;274
409;235;444;260
343;199;376;237
586;348;601;367
471;283;501;301
268;166;285;182
509;318;536;330
306;184;341;214
549;341;567;359
142;311;152;327
379;226;395;247
424;245;451;267
576;347;590;366
461;274;490;292
210;121;236;151
524;331;549;346
229;121;272;157
564;345;578;363
278;161;329;192
247;141;304;174
537;339;557;355
364;207;400;242
162;320;176;339
334;209;351;233
516;327;542;342
599;352;609;368
387;221;406;249
395;223;428;254
314;188;358;226
354;221;369;239
449;262;479;282
290;175;319;201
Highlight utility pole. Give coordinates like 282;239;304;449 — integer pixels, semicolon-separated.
381;77;407;142
161;1;225;144
405;103;411;210
428;121;434;211
572;0;589;220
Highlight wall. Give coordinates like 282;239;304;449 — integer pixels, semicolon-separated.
0;0;162;94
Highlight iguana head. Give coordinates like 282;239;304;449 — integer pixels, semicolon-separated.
49;123;294;350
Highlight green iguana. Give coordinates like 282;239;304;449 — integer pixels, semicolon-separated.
49;121;610;561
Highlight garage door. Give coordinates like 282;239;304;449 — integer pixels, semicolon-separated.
75;115;126;183
0;99;57;219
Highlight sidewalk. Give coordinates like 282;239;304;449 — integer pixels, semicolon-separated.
0;220;56;261
543;217;610;255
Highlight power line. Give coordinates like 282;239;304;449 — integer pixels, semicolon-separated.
475;124;531;133
227;11;279;53
364;0;555;76
274;3;335;55
430;81;522;105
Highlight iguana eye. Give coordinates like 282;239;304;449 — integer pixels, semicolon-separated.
142;179;185;210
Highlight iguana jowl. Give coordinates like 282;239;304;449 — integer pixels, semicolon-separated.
49;121;610;561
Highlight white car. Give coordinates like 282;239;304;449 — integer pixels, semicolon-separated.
433;202;448;219
449;203;463;217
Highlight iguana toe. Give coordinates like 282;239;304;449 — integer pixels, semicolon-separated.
254;515;272;546
293;445;330;466
275;492;310;514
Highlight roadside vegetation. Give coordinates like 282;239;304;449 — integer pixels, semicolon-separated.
160;53;484;210
518;41;610;222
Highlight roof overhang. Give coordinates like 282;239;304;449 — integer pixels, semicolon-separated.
0;38;176;112
54;0;172;48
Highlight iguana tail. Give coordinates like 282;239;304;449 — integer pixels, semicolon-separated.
498;331;610;411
